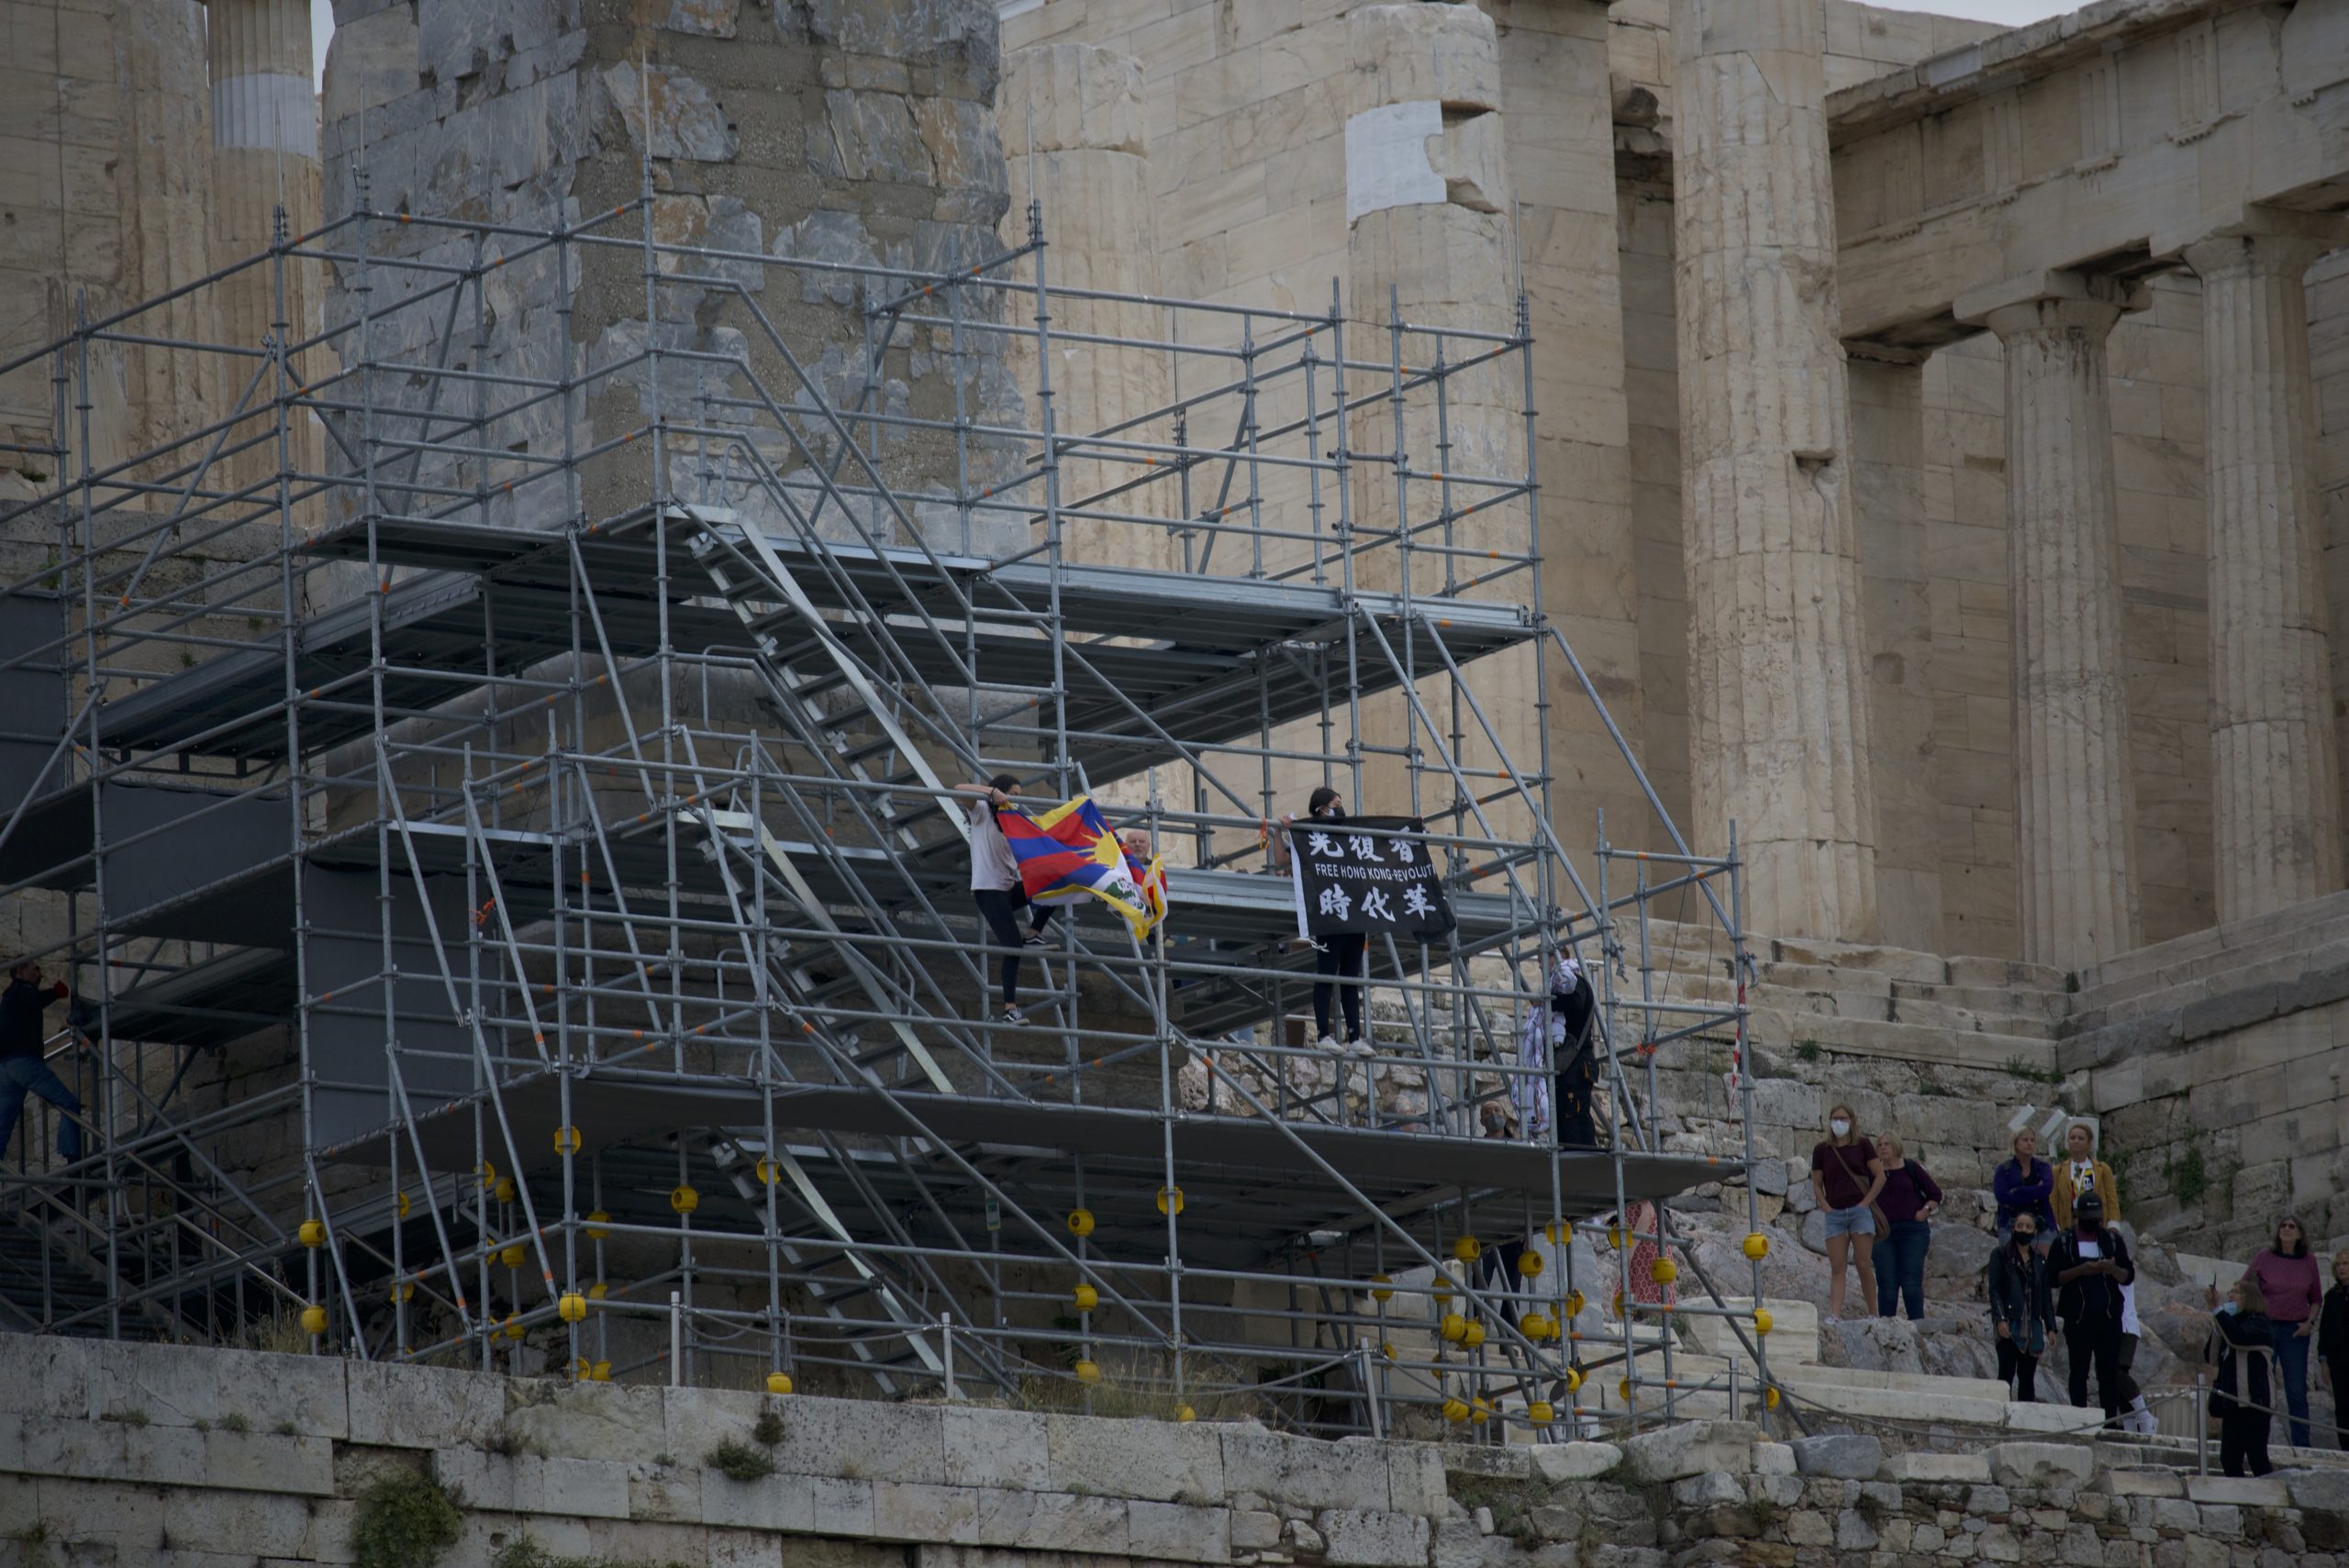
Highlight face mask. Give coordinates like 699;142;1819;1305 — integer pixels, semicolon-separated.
2012;1232;2035;1247
2217;1301;2238;1316
1830;1119;1851;1137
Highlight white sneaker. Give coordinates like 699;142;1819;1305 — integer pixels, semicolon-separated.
1344;1037;1375;1058
1315;1035;1342;1055
1001;1005;1027;1026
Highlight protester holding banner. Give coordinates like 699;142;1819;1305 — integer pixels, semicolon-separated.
1274;787;1368;1054
956;776;1058;1025
1275;785;1457;1057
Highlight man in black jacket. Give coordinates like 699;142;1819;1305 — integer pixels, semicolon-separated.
0;961;83;1162
2048;1191;2133;1425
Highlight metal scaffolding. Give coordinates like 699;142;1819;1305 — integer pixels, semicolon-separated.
0;177;1780;1440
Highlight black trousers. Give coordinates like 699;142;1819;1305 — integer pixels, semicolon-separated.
2220;1410;2273;1477
1995;1334;2040;1402
1313;932;1366;1041
1554;1057;1597;1147
972;887;1055;1006
2331;1356;2349;1451
2065;1316;2123;1421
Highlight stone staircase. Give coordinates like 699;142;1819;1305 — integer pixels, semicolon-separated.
1618;921;2070;1073
2064;884;2349;1037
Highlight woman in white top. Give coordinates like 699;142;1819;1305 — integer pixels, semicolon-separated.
955;774;1056;1024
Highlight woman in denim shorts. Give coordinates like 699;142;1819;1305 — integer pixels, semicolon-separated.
1812;1103;1885;1324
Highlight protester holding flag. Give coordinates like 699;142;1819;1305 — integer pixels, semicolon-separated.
956;776;1058;1026
1273;786;1369;1055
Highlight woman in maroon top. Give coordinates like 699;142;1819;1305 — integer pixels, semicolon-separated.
1811;1103;1884;1324
1869;1132;1943;1320
2244;1217;2325;1449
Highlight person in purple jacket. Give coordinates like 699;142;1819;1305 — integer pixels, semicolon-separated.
1993;1128;2056;1255
1870;1132;1943;1320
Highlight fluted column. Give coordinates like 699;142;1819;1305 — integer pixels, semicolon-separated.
1978;279;2140;970
1000;43;1174;572
1343;5;1530;831
2183;225;2343;921
1670;0;1877;940
205;0;321;488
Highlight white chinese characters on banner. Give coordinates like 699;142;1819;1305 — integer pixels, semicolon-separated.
1286;817;1455;940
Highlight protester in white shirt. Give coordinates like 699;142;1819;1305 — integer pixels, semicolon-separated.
955;776;1056;1024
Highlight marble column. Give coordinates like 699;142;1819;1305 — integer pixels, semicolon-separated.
1976;277;2141;971
1001;43;1174;572
205;0;322;488
1343;4;1531;831
1669;0;1877;941
2182;225;2343;921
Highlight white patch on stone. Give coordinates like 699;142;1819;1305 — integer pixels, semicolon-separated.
1343;100;1444;227
211;72;317;157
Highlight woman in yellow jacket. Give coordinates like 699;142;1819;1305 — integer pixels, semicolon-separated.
2053;1121;2121;1230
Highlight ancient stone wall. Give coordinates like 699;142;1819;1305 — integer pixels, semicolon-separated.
6;1337;2344;1568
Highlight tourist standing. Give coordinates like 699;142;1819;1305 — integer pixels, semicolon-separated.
2048;1191;2134;1426
2052;1121;2121;1230
1810;1105;1883;1324
1272;786;1369;1055
2319;1249;2349;1451
955;777;1058;1025
1869;1132;1941;1320
1987;1212;2054;1401
2244;1218;2324;1449
2207;1274;2277;1477
1993;1128;2056;1251
0;961;83;1162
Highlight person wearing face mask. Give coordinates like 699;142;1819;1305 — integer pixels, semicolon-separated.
2048;1190;2134;1426
2320;1248;2349;1451
1987;1212;2054;1400
1810;1105;1884;1324
2052;1120;2121;1231
2206;1274;2277;1477
1273;786;1369;1055
2243;1217;2323;1449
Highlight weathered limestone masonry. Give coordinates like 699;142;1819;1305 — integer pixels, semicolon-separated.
1669;0;1878;944
319;0;1019;543
998;42;1174;573
8;1337;2346;1568
206;0;326;491
1965;274;2143;973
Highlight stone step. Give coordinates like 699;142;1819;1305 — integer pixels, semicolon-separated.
2065;940;2349;1047
1893;979;2070;1023
1763;936;1951;984
1745;1008;2059;1073
1877;992;2060;1040
1944;953;2069;991
2073;885;2349;995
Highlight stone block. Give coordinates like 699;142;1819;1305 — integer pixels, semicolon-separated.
1234;1510;1282;1551
1752;1442;1796;1475
1045;1411;1222;1503
1316;1507;1431;1567
2182;1475;2288;1507
507;1381;667;1462
1529;1441;1622;1483
1671;1471;1744;1509
967;1489;1127;1553
1129;1500;1233;1562
765;1396;948;1486
346;1360;506;1449
103;1344;349;1440
1221;1429;1389;1511
701;1469;816;1533
871;1481;982;1544
2100;1468;2183;1497
2285;1468;2349;1512
1982;1441;2094;1489
201;1429;337;1496
1386;1444;1448;1515
810;1475;876;1536
1615;1421;1757;1484
942;1406;1050;1491
1884;1451;1991;1484
1788;1432;1884;1480
0;1336;97;1419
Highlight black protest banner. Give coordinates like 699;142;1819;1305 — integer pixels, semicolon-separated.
1287;817;1455;940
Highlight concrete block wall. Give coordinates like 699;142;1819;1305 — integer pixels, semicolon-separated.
5;1338;2342;1568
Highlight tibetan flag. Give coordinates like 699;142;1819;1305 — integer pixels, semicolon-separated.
1001;795;1168;940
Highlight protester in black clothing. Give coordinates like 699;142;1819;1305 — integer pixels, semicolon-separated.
0;961;83;1162
1511;955;1598;1147
1273;786;1368;1055
2208;1274;2278;1477
2047;1191;2134;1426
2321;1249;2349;1452
1987;1212;2055;1401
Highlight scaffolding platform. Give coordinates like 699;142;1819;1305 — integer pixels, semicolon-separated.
0;189;1775;1434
